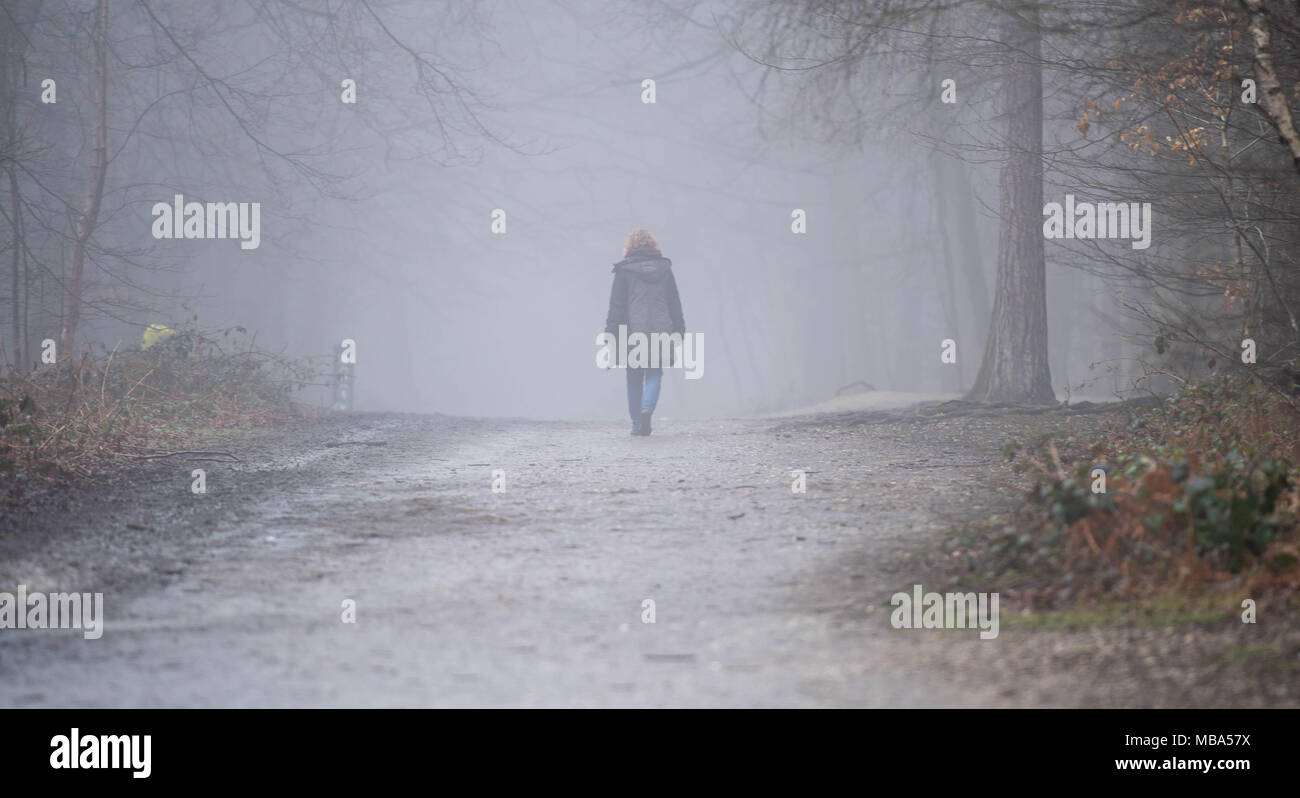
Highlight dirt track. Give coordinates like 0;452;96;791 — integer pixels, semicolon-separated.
0;406;1293;707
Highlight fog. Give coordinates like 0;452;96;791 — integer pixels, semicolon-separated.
46;0;1132;419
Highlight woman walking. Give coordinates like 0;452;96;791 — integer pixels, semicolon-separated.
603;229;685;436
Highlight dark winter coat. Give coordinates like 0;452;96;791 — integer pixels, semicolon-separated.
604;247;685;338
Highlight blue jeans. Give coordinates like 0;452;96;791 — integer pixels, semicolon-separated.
626;367;662;422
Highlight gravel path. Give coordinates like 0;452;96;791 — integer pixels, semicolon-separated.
4;407;1289;707
0;408;1006;707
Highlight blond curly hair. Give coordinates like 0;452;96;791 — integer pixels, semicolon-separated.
623;228;660;256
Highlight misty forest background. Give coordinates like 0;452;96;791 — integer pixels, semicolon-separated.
1;0;1299;422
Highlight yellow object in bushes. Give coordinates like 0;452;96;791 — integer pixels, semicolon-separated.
142;323;178;350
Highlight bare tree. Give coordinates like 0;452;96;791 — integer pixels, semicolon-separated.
1;0;41;369
731;0;1060;402
967;6;1054;402
1241;0;1300;175
5;0;510;362
59;0;108;356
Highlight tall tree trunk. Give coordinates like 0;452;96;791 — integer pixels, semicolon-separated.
8;166;20;370
60;0;109;358
933;152;992;391
947;156;991;350
932;154;963;389
966;7;1055;404
21;238;27;367
1;0;40;370
1241;0;1300;176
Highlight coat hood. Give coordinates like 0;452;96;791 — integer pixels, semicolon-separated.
613;252;673;282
